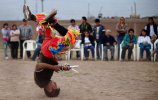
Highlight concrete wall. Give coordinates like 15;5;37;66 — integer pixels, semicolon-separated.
0;19;158;41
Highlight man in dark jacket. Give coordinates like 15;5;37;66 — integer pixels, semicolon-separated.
101;29;116;60
93;19;105;59
144;17;158;37
79;16;92;38
81;31;95;60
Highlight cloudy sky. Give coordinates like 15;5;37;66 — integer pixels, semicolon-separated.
0;0;158;20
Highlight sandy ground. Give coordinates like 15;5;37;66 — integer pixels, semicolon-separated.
0;50;158;100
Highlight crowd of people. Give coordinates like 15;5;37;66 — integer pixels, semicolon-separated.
1;17;158;61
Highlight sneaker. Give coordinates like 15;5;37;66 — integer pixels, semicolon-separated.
45;9;57;23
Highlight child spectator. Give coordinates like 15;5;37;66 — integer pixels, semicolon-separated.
93;19;105;59
121;29;137;61
1;23;10;60
81;31;95;60
138;29;152;61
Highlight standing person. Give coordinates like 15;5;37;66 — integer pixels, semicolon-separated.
68;19;79;30
121;29;137;61
138;29;152;61
79;16;92;38
68;19;80;59
1;23;10;60
144;17;158;37
116;17;128;59
93;18;105;59
10;24;20;59
81;31;95;60
19;19;33;59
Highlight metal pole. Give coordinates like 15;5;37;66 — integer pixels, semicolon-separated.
24;0;26;5
41;0;44;12
35;0;38;13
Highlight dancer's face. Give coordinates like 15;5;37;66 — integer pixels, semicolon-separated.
47;81;57;92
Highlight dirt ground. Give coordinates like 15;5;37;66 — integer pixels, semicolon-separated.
0;51;158;100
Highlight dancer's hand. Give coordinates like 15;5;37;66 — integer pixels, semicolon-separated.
60;65;71;71
53;65;62;72
63;66;71;71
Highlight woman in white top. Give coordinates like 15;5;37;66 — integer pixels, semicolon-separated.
138;29;151;61
10;24;20;59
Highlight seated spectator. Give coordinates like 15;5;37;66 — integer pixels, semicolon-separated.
101;29;116;61
151;34;157;44
10;24;20;59
121;29;137;61
81;31;95;60
138;29;152;61
153;39;158;61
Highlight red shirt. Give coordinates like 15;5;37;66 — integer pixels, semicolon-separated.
41;28;54;58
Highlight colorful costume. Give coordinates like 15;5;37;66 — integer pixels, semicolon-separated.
34;13;80;58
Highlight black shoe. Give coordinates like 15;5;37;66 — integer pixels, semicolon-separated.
111;56;114;61
128;58;131;61
104;57;108;61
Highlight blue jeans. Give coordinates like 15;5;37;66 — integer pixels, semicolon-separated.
140;44;151;59
96;42;101;59
3;41;9;57
117;35;125;59
104;46;114;59
32;45;41;60
84;46;94;58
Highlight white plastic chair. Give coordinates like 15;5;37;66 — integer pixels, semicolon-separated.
154;39;158;62
81;41;97;60
101;44;117;61
119;42;136;61
67;40;84;60
23;40;37;60
137;42;153;61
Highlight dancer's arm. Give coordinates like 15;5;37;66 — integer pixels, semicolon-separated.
36;63;61;72
36;63;71;72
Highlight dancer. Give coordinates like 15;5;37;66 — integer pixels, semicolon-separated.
23;5;80;97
